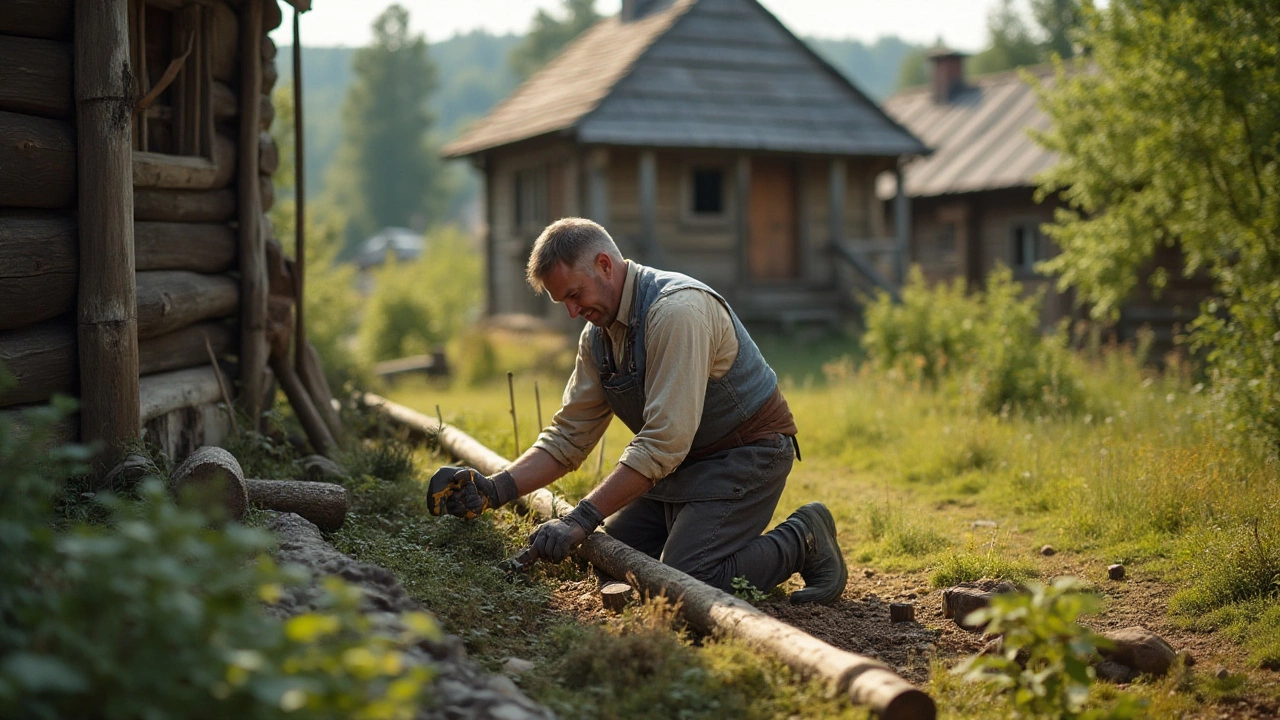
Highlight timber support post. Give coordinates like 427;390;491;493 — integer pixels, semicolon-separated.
75;0;140;468
893;158;910;286
237;0;267;421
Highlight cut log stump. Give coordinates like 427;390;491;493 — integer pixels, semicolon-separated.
889;603;915;623
170;445;248;521
600;581;634;613
245;478;348;532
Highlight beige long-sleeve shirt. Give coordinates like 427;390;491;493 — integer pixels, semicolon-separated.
532;261;739;482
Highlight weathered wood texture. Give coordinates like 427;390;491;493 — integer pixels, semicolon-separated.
238;0;267;419
0;213;76;329
258;131;278;174
134;188;236;222
0;320;74;407
132;132;236;190
135;221;236;273
0;0;73;40
139;364;223;423
136;270;239;340
245;478;348;531
0;35;73;119
170;445;248;521
0;110;74;208
601;581;634;613
262;0;283;33
363;392;936;720
76;0;139;463
301;341;343;444
261;34;276;61
138;321;234;376
259;174;274;211
210;1;238;83
271;352;335;456
261;58;277;91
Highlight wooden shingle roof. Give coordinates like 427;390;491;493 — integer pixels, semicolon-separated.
443;0;925;158
881;65;1059;198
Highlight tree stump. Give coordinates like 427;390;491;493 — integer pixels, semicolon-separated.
600;581;634;613
889;603;915;622
1108;563;1126;581
170;445;248;521
245;478;349;532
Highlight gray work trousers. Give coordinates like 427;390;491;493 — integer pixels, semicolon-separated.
602;433;803;593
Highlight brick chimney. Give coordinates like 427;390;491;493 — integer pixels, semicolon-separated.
928;49;967;104
621;0;662;22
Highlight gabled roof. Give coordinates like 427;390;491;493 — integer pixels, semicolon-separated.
881;64;1058;198
443;0;925;158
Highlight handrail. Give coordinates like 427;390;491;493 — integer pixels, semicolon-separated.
833;239;902;304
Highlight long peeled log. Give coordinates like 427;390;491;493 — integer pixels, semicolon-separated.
360;393;935;720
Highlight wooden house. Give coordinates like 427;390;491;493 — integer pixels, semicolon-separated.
443;0;927;331
0;0;339;464
882;52;1208;342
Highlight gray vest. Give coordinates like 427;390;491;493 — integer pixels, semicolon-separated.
591;264;778;498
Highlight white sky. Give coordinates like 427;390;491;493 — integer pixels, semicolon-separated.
273;1;1000;52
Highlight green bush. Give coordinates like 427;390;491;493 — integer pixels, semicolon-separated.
0;401;438;719
863;265;1084;415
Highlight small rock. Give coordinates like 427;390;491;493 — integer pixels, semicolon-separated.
489;704;536;720
502;657;535;677
889;603;915;622
971;520;998;528
1096;659;1137;683
1179;650;1197;667
1040;545;1056;556
1215;667;1231;680
1101;626;1178;676
863;568;876;578
300;454;346;482
942;584;1011;631
1108;563;1126;581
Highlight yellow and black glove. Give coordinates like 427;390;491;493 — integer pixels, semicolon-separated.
427;466;519;520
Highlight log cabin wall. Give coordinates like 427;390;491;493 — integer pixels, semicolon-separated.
0;0;285;460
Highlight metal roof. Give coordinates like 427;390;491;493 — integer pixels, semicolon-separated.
881;64;1058;198
443;0;925;158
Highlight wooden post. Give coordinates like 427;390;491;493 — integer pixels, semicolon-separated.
638;149;657;264
292;6;306;372
735;154;750;290
238;0;267;421
893;158;910;286
75;0;139;464
586;147;609;227
829;158;846;245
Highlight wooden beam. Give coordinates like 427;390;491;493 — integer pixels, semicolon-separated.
735;154;750;289
135;221;237;273
0;110;74;209
262;0;283;32
829;158;846;245
75;0;139;466
893;160;909;286
271;351;335;456
0;320;75;408
0;0;73;40
638;149;657;263
139;320;234;376
0;35;73;120
258;131;278;175
210;1;238;84
237;0;267;420
291;7;306;372
132;132;236;190
0;213;77;330
134;188;236;222
136;270;239;340
212;80;236;122
139;364;222;423
586;147;609;227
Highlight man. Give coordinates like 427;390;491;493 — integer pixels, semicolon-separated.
431;218;847;604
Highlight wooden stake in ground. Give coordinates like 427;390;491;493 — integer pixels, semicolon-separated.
507;371;519;454
534;380;543;431
245;478;348;531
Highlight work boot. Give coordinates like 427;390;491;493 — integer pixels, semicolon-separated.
785;502;848;605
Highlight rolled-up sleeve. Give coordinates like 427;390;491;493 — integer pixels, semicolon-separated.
617;291;723;481
532;325;614;470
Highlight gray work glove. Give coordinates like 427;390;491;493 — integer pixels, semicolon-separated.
529;499;604;563
427;466;519;520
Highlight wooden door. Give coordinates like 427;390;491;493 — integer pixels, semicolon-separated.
747;158;799;281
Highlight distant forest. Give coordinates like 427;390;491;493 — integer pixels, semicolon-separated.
277;31;923;213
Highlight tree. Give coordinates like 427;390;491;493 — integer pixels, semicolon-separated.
1035;0;1280;443
508;0;600;79
969;0;1045;75
1030;0;1082;60
327;5;443;252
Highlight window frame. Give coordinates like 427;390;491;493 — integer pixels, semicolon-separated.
679;160;732;227
1008;217;1046;275
129;0;214;161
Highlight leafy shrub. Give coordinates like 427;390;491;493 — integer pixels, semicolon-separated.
863;265;1084;415
956;577;1145;719
454;329;500;387
0;402;438;719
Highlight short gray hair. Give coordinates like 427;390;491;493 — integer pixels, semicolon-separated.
525;218;622;293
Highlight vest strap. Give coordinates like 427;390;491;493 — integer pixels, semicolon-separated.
685;386;798;462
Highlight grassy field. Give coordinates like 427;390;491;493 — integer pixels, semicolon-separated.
337;325;1279;718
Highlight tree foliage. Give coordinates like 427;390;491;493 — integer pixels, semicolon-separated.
1035;0;1280;443
507;0;600;80
327;4;444;251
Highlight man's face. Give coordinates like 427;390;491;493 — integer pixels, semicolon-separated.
543;255;621;327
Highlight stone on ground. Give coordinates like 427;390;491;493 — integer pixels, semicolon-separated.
1100;626;1178;676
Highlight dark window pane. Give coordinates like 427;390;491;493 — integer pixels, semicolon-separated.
1013;225;1027;267
692;169;724;215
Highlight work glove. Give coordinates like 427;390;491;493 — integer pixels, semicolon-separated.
427;466;519;520
529;499;605;563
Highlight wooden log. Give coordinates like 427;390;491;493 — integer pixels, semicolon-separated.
0;35;73;119
138;321;233;376
262;58;277;92
245;478;348;531
0;110;75;208
265;237;295;298
134;188;236;223
0;402;78;443
259;172;275;211
0;320;74;407
132;132;236;190
890;603;915;622
170;445;248;521
0;0;73;40
261;34;276;61
258;131;278;175
0;212;76;330
76;0;139;469
212;81;236;123
259;93;274;132
136;270;239;340
139;364;223;423
210;1;238;84
238;0;267;421
135;221;237;273
300;340;343;444
362;393;936;720
271;352;335;456
601;581;634;613
262;0;283;33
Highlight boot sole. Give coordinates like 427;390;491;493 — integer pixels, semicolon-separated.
791;502;849;605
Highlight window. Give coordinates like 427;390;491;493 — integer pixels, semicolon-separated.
937;222;957;256
1011;221;1044;272
130;0;213;158
691;168;725;215
514;165;549;233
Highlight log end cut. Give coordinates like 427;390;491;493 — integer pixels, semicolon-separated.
600;581;634;613
170;445;249;521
